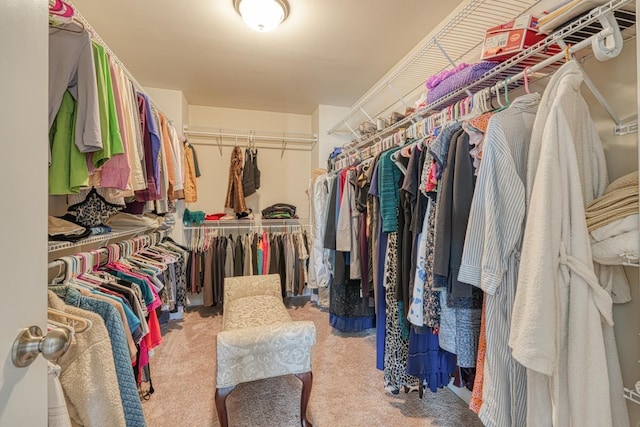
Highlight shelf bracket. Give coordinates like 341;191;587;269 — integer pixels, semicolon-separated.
614;119;638;136
434;38;473;97
557;38;621;126
386;82;410;109
359;107;375;124
344;122;360;139
624;386;640;405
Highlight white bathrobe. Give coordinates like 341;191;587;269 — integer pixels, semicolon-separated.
509;60;629;427
308;174;332;289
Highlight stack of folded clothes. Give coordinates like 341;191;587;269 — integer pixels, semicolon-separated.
106;212;165;229
587;171;639;265
426;61;500;105
183;208;206;226
48;216;91;242
262;203;297;219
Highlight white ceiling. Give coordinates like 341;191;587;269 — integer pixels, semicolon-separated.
71;0;464;114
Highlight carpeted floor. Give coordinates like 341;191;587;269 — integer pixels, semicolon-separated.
142;299;484;427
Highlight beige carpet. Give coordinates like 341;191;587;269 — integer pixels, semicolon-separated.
142;299;484;427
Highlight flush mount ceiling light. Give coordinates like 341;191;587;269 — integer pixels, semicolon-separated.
233;0;289;32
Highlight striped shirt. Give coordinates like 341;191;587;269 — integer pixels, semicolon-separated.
458;93;540;427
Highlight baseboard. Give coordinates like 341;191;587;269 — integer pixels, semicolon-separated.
447;380;472;405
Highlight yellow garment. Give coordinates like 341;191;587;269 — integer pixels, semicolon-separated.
183;141;198;203
159;113;177;200
49;91;89;194
224;146;247;213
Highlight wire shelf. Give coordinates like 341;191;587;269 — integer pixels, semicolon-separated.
48;226;165;253
328;0;542;136
332;0;636;157
184;218;309;231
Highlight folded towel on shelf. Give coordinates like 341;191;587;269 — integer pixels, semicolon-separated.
592;229;639;265
426;62;500;106
591;214;639;242
49;215;86;236
106;212;164;229
586;171;638;232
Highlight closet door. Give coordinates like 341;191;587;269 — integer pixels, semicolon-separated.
0;1;48;425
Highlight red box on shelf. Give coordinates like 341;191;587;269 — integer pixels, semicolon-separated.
481;15;548;61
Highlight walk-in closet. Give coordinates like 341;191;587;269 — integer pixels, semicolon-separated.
1;0;639;426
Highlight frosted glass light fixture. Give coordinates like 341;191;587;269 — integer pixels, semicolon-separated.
234;0;289;32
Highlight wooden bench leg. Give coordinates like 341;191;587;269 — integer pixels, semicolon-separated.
215;386;236;427
295;371;313;427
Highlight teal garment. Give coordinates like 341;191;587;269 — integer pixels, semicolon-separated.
378;147;402;233
257;246;263;275
93;290;142;333
112;271;154;306
50;286;146;427
183;208;206;226
91;41;124;168
49;91;89;194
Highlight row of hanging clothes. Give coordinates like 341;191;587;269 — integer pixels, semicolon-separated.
47;230;190;427
183;221;310;306
49;0;200;209
311;59;633;426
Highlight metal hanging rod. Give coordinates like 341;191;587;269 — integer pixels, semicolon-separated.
66;1;173;122
184;218;309;230
184;126;317;144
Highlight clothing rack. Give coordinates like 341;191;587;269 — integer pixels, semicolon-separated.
183;126;317;156
327;0;543;138
65;0;172;122
49;227;151;254
330;0;635;162
48;228;173;275
184;218;309;232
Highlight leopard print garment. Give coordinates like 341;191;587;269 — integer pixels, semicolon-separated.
384;233;420;394
423;194;441;329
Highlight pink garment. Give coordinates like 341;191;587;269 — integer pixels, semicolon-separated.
98;56;131;190
426;63;470;90
262;232;269;274
138;338;149;372
426;161;438;192
106;263;162;311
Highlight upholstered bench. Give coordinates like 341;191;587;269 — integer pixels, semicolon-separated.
215;274;316;427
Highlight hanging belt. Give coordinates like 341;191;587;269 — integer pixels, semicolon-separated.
559;243;614;326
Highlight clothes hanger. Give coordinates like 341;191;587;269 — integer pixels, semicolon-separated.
523;67;532;94
50;261;66;285
47;308;92;333
503;77;511;107
495;83;505;110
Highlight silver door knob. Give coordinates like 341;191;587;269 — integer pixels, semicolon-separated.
11;326;71;368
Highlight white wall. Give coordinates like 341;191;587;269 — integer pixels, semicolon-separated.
187;105;313;218
145;87;187;134
144;87;190;245
312;106;320;169
314;104;352;169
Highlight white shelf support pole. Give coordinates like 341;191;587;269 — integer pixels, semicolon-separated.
359;107;375;124
434;38;473;97
344;122;360;139
557;38;621;126
386;82;410;109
